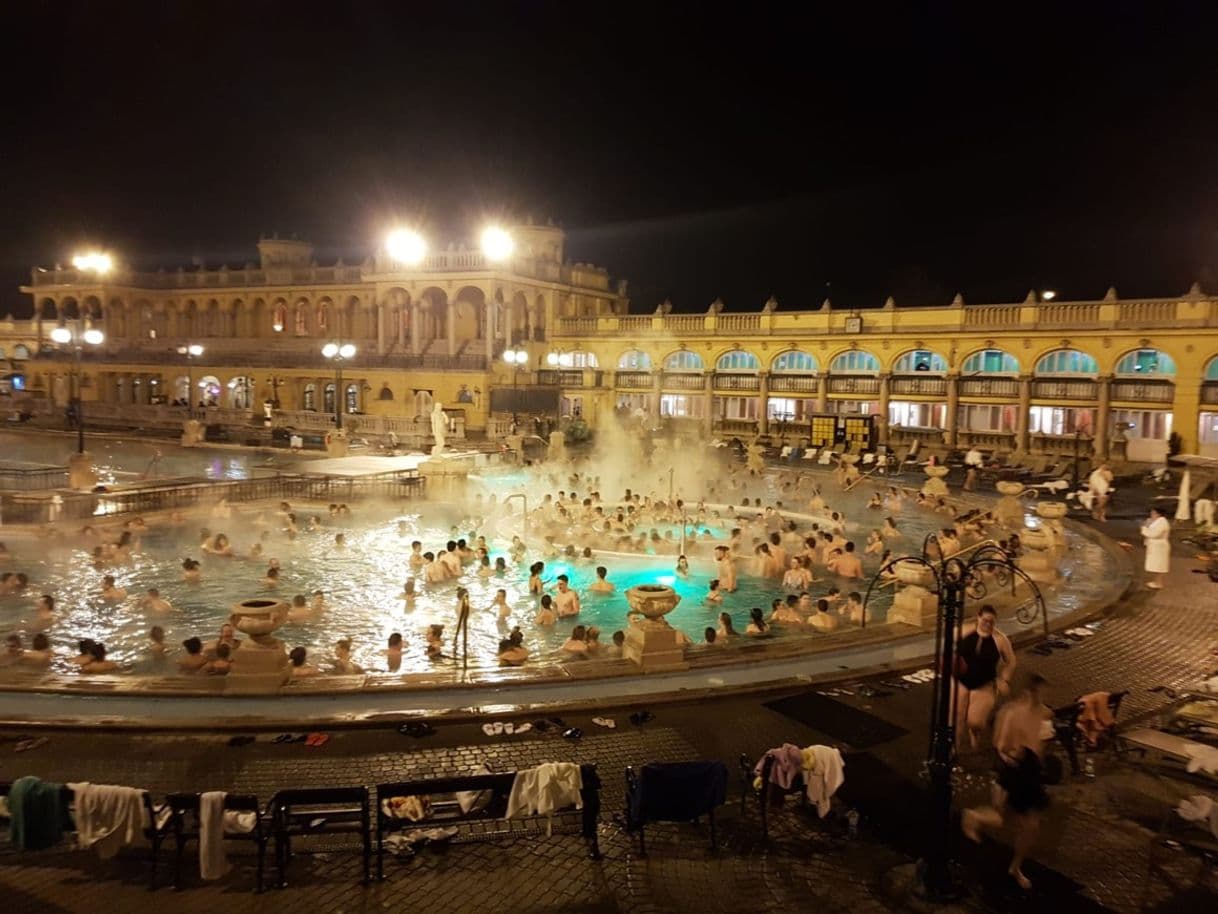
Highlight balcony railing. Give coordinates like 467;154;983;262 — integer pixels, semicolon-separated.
960;377;1019;398
1031;379;1098;400
1109;380;1174;403
614;370;652;389
712;374;759;391
537;369;600;388
660;372;705;391
828;376;880;396
768;374;818;393
890;376;947;396
39;346;489;372
962;305;1022;328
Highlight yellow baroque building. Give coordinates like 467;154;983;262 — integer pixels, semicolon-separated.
7;223;1218;461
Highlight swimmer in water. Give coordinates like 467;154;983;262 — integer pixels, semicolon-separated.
138;588;172;613
100;575;128;602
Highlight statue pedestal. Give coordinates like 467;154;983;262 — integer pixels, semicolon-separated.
623;618;689;672
68;452;97;490
180;419;204;447
226;599;290;694
993;480;1026;528
326;429;349;457
1017;526;1060;585
622;584;688;672
547;430;567;463
888;584;940;628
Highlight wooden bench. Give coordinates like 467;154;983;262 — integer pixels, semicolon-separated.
375;764;601;881
269;787;371;888
160;792;270;892
738;753;811;842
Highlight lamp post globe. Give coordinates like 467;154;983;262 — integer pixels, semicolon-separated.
385;228;427;266
481;226;514;262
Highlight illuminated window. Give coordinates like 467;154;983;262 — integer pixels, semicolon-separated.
1034;349;1098;376
617;350;652;370
715;350;760;371
962;349;1019;375
771;350;817;373
829;350;880;373
1115;349;1176;377
894;350;947;373
663;351;704;371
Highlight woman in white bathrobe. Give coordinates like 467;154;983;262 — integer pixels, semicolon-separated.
1141;506;1171;589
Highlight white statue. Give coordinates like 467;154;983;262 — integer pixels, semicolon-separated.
431;402;447;453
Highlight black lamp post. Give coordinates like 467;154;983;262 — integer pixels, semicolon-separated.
177;343;204;418
51;322;105;454
503;348;528;431
322;341;356;430
860;540;1046;902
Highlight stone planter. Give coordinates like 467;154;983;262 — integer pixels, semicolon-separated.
623;584;688;672
921;463;950;497
226;598;290;693
993;480;1026;528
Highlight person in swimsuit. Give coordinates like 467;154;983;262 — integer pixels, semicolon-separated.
953;604;1016;751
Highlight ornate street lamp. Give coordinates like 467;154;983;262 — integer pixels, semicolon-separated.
481;226;514;262
176;343;204;418
860;539;1046;902
50;324;105;454
321;341;357;430
503;347;528;429
385;228;427;266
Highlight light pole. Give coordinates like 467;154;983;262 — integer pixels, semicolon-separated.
322;341;357;430
860;541;1046;902
503;348;528;431
176;344;204;418
50;323;105;454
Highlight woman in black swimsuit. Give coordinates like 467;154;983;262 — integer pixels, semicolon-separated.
953;604;1016;751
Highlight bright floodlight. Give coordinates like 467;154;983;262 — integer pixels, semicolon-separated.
339;343;356;359
546;352;560;366
51;327;72;343
481;226;514;262
1042;290;1057;301
72;251;113;274
188;344;204;357
83;328;105;345
385;228;427;265
503;348;527;365
322;343;339;358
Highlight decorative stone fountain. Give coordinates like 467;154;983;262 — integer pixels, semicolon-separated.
921;462;950;498
622;584;689;672
180;419;204;447
1018;501;1068;585
886;561;940;628
225;598;291;693
993;480;1027;528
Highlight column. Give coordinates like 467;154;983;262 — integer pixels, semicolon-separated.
376;301;386;355
815;373;828;413
651;370;662;422
1094;374;1111;460
447;305;456;356
485;300;495;363
1172;379;1200;454
758;370;770;435
945;373;959;448
876;372;890;445
703;372;715;437
1016;374;1031;454
410;302;421;355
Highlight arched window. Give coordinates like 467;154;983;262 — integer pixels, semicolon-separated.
227;376;253;409
1034;349;1099;376
272;303;287;332
663;350;704;371
1206;357;1218;382
617;349;652;370
345;383;360;414
715;350;760;372
323;383;336;414
1115;349;1176;377
317;303;330;333
894;349;948;374
413;389;433;417
294;304;308;336
962;349;1019;375
771;350;817;373
303;383;316;411
829;350;880;374
13;344;30;360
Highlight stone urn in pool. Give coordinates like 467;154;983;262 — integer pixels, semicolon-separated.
921;463;950;498
225;598;291;693
622;584;689;672
993;480;1027;528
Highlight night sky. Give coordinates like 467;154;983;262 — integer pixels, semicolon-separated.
4;2;1218;317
